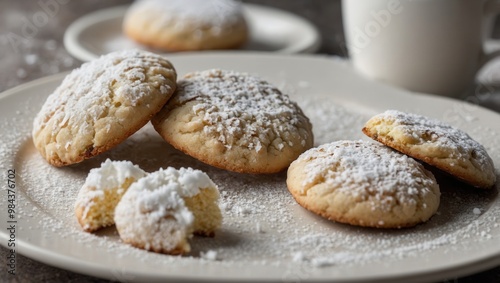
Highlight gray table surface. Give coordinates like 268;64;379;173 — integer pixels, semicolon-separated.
1;1;499;282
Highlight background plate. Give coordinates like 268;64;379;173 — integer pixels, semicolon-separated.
1;53;499;282
63;4;322;62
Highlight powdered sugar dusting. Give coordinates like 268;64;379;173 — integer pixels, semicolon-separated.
172;69;312;152
130;167;218;205
377;110;496;179
74;159;147;225
113;168;202;254
33;49;174;136
299;141;438;209
30;49;177;167
79;159;146;193
2;79;500;280
299;98;368;145
112;166;223;254
119;171;194;230
127;0;244;31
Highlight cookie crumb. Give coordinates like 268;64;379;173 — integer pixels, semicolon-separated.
201;250;218;261
255;222;263;233
311;257;335;268
293;252;305;262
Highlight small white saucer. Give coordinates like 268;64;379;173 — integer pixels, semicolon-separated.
64;4;322;61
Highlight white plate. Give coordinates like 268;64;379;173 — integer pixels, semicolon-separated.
1;53;500;283
63;4;322;61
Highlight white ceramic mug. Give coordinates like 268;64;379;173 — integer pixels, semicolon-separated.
342;0;500;98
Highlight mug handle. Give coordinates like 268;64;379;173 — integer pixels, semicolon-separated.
480;0;500;68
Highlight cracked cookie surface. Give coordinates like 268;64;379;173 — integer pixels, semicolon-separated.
32;49;177;166
362;110;496;189
152;69;314;174
286;140;440;228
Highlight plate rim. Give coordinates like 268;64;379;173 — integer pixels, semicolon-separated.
1;53;500;282
63;3;322;62
3;232;499;283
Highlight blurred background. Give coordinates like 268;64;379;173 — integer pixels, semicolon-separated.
0;0;345;92
0;1;499;282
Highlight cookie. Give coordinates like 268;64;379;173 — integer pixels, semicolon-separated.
74;159;147;232
32;49;177;167
114;167;222;254
123;0;248;51
152;69;314;174
287;141;441;229
362;110;496;189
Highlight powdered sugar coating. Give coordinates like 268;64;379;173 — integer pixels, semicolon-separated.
153;69;313;173
134;167;218;200
5;94;500;279
363;110;497;188
377;110;491;163
301;141;437;201
32;49;177;166
114;167;220;254
74;159;147;231
129;0;244;28
78;159;147;196
287;140;441;228
123;0;248;51
127;171;195;229
179;69;310;152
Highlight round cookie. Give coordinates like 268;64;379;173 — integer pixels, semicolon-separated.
32;49;177;167
152;69;314;174
362;110;496;189
287;140;441;229
74;159;147;232
123;0;248;51
114;167;222;254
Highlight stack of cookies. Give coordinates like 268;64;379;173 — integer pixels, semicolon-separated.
287;110;496;229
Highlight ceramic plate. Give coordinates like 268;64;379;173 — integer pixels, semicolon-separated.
1;53;500;283
63;4;321;62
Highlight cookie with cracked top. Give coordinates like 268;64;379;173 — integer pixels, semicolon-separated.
32;49;177;166
362;110;496;189
286;140;441;229
152;69;314;174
